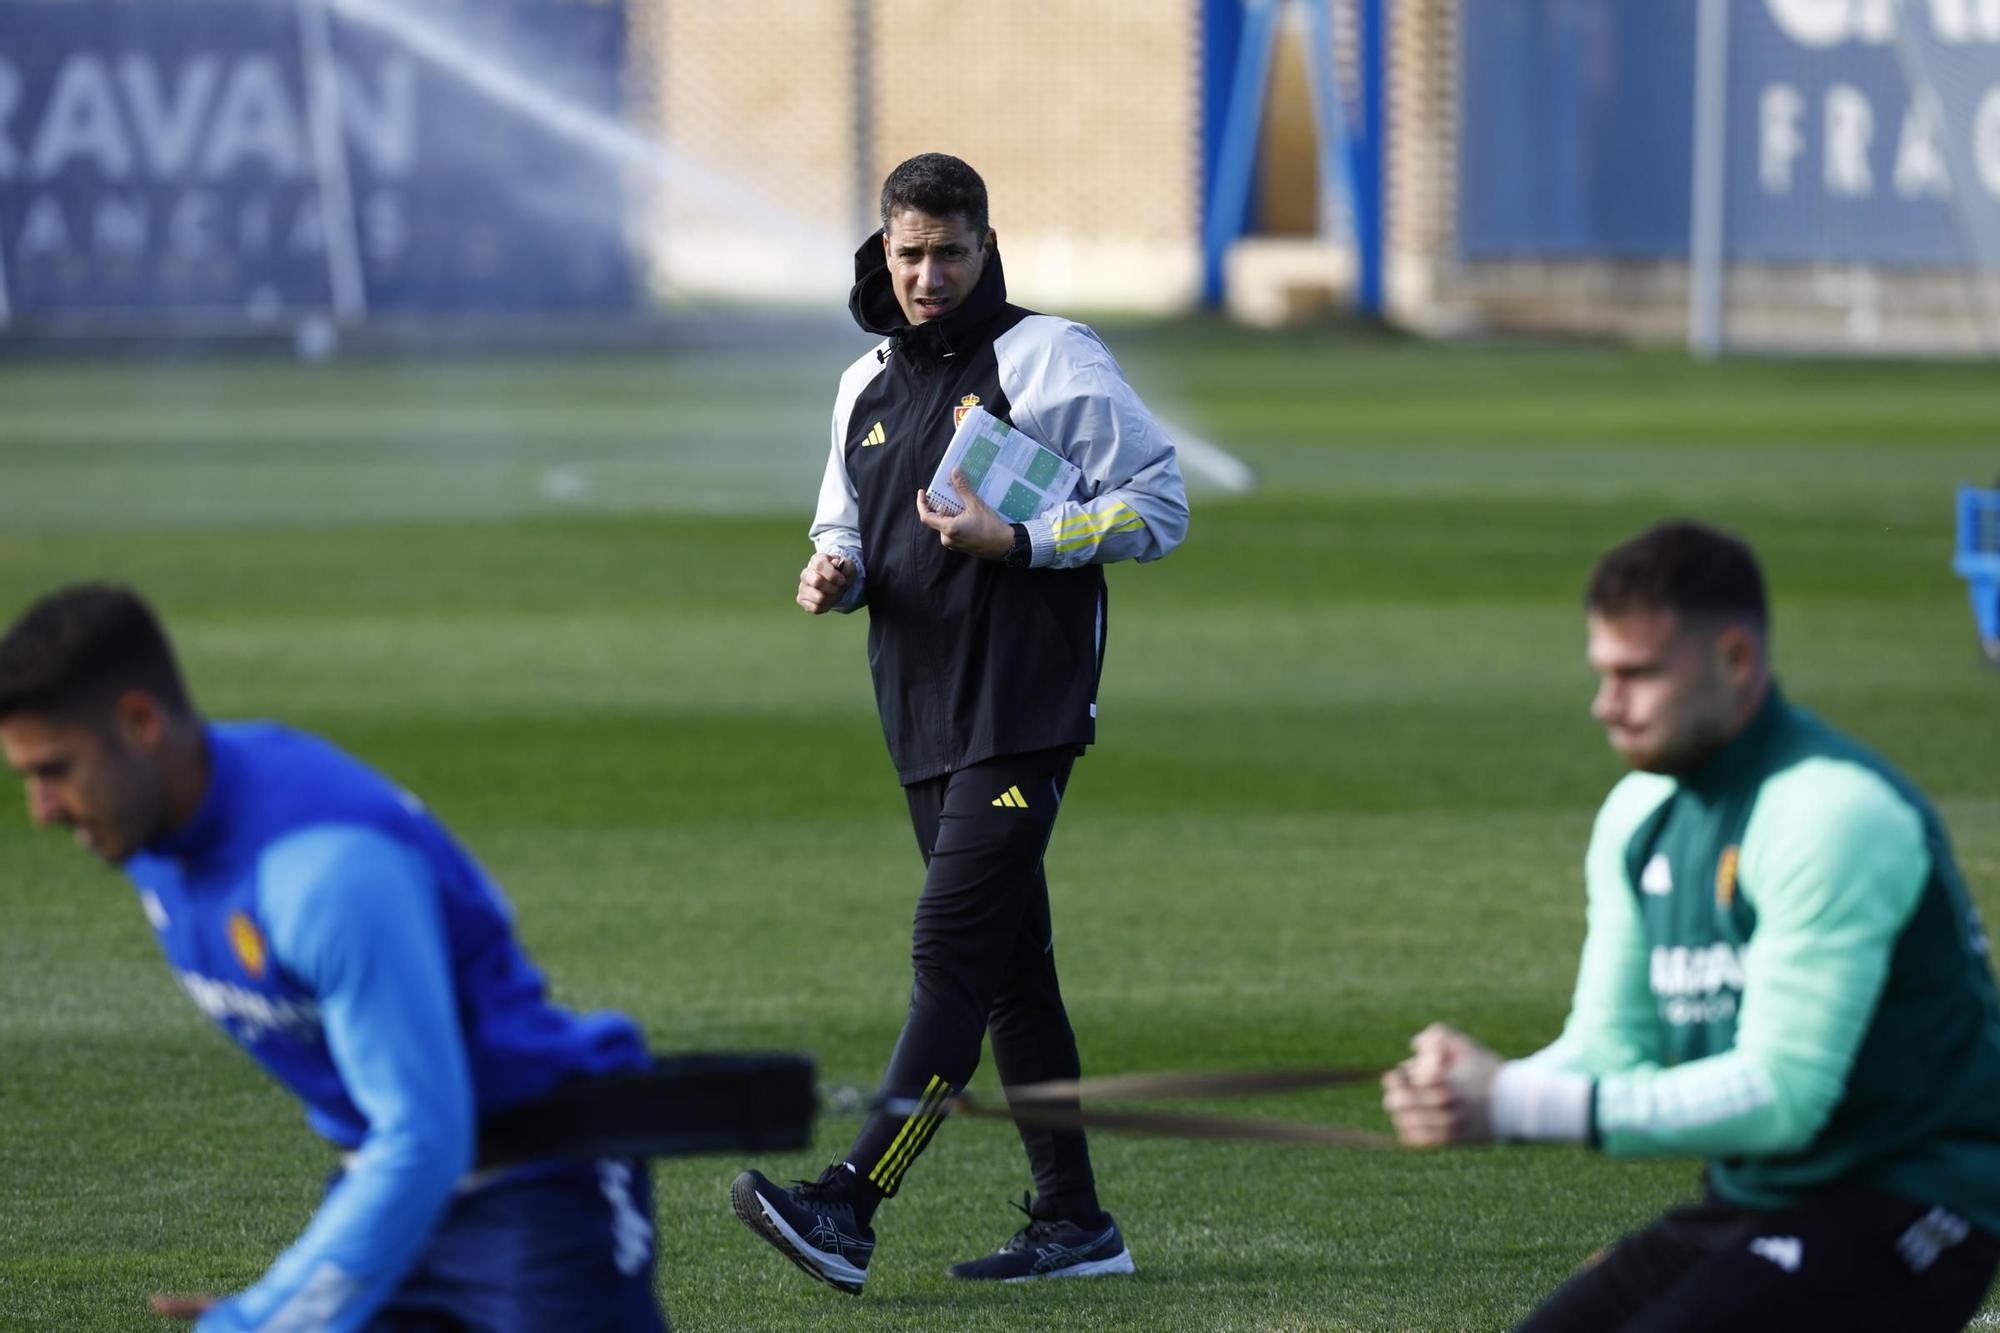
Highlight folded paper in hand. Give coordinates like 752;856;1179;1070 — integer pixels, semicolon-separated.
925;406;1082;523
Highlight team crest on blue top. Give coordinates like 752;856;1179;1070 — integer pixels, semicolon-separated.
228;911;268;980
953;394;981;428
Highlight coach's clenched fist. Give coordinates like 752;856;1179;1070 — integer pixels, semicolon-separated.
796;552;854;614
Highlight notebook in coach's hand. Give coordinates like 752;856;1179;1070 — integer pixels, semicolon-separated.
925;406;1082;524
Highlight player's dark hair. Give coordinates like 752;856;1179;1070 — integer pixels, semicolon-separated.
880;153;989;237
0;583;193;722
1586;521;1768;633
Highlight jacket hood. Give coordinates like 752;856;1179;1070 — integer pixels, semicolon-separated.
848;228;1009;362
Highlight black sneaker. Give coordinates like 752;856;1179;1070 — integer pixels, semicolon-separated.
946;1196;1135;1282
729;1165;875;1295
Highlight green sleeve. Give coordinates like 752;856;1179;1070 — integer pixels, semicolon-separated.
1524;773;1674;1076
1595;758;1929;1157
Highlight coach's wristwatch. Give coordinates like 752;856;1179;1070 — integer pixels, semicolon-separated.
1003;523;1033;568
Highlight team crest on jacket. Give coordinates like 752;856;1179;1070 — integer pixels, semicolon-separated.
227;911;268;980
952;394;981;427
1716;845;1740;908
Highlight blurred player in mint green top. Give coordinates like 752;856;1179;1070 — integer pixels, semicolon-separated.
1383;520;2000;1333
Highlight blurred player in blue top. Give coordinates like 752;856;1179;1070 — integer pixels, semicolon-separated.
0;583;669;1332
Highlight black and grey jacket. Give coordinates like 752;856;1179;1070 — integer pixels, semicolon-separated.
810;231;1189;784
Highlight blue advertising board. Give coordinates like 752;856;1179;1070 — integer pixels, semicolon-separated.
1457;1;1697;260
0;0;635;327
1459;0;2000;264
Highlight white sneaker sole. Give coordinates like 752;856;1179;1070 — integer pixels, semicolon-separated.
1003;1248;1137;1283
755;1193;869;1290
727;1172;868;1295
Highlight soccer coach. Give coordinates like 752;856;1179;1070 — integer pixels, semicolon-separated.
731;153;1188;1292
1384;521;2000;1332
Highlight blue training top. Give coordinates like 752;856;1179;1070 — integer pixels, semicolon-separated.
122;721;649;1332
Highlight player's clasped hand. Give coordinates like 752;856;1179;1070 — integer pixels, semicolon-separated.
796;552;854;614
915;468;1015;560
1381;1022;1503;1147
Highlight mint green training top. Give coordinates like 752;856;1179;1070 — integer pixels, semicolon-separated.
1527;684;2000;1234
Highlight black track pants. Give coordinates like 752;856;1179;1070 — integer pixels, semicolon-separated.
1516;1187;1998;1333
843;747;1100;1221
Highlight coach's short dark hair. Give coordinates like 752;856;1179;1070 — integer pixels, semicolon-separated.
1586;521;1768;632
880;153;988;236
0;583;192;722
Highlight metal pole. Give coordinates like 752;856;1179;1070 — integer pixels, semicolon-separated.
298;0;369;323
1353;0;1384;317
1300;0;1355;289
851;0;875;236
1202;0;1282;306
1688;0;1730;359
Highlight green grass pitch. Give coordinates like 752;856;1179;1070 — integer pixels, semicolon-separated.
1;325;1997;1330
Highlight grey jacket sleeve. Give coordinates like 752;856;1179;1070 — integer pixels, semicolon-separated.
806;346;887;613
999;319;1190;570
